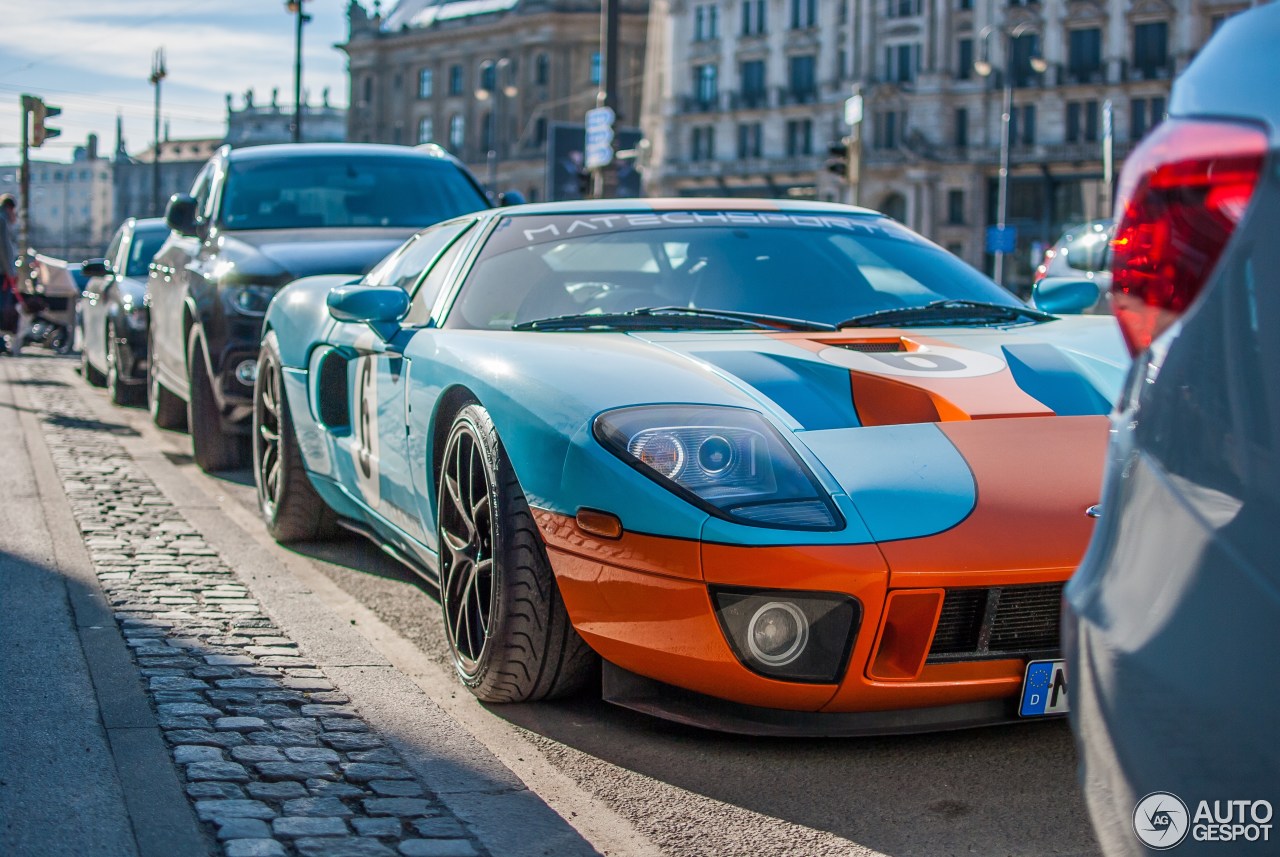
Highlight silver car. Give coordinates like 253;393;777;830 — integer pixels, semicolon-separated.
1064;4;1280;855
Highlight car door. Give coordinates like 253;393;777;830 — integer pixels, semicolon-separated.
324;219;477;555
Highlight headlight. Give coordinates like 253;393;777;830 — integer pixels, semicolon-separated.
223;285;279;316
594;405;842;530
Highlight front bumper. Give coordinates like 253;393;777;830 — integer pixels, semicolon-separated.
536;509;1068;733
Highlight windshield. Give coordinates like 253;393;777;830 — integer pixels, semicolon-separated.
126;228;169;278
219;155;487;231
450;212;1022;330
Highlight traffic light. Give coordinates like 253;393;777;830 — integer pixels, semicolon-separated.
825;137;851;181
29;97;62;147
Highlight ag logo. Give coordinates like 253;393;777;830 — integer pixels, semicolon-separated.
1134;792;1190;850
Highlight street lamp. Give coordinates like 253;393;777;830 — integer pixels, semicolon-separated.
149;47;167;217
475;58;518;196
975;22;1047;288
286;0;311;143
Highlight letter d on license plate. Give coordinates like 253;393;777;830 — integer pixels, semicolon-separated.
1019;659;1069;717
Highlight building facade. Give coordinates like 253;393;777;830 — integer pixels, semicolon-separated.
0;136;114;260
642;0;1253;290
224;88;348;148
340;0;649;202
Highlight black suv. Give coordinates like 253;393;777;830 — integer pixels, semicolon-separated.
147;143;490;471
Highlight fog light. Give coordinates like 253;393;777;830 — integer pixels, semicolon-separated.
711;587;861;683
235;359;259;386
747;602;808;666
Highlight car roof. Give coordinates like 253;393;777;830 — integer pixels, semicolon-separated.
222;142;462;164
481;198;886;219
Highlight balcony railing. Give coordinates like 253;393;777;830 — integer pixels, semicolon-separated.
727;90;773;110
777;86;819;106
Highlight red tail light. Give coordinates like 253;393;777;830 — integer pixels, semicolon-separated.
1110;118;1267;354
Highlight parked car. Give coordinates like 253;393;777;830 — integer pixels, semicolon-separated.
79;217;169;404
254;198;1130;735
18;253;84;353
1064;5;1279;854
147;142;491;472
1031;219;1114;315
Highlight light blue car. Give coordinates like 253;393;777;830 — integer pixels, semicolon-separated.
256;199;1129;735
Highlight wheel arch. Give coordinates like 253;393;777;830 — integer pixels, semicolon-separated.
430;385;482;501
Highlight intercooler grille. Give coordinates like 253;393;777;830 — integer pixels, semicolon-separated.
833;340;904;353
927;583;1064;663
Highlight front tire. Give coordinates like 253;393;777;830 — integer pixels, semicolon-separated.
148;328;187;431
253;331;339;543
438;404;597;703
106;323;140;406
187;327;245;473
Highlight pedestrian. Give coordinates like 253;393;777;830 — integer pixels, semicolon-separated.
0;194;18;354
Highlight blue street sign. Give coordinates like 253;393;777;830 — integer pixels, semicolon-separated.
986;225;1017;254
585;106;616;169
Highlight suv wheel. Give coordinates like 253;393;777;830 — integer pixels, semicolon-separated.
187;327;245;473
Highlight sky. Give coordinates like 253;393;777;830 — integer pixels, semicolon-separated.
0;0;357;164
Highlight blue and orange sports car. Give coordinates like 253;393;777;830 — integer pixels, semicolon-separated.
254;200;1128;735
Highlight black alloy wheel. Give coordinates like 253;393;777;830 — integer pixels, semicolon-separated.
437;404;597;702
148;327;187;430
186;327;245;472
252;331;338;543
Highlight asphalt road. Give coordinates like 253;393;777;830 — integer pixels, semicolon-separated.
55;354;1103;857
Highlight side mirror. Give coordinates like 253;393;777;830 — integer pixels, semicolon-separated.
81;258;111;278
497;190;526;207
326;286;410;341
165;193;200;237
1032;277;1104;315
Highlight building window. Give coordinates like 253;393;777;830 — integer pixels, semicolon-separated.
886;0;920;18
1065;100;1099;143
873;110;903;150
1133;22;1169;79
535;54;550;85
695;63;719;107
418;68;434;99
362;76;373;105
885;43;919;84
1009;104;1036;145
692;125;716;161
954;107;968;148
737;122;763;158
449;114;465;151
790;0;817;29
740;60;767;106
788;55;816;101
449;65;464;96
741;0;767;34
694;4;719;41
1067;28;1102;83
590;51;602;85
1131;95;1166;140
947;189;965;225
957;0;972;10
957;38;973;80
418;116;434;144
1010;33;1043;87
786;119;812;155
534;117;547;145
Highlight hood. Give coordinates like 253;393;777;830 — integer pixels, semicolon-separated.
215;227;415;283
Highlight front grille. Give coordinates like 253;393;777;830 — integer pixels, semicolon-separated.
927;583;1064;663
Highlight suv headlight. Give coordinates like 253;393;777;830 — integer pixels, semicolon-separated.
224;284;279;316
594;405;842;530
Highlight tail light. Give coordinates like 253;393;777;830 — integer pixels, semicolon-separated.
1110;118;1267;355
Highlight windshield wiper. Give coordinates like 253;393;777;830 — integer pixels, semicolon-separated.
837;299;1055;329
511;306;836;333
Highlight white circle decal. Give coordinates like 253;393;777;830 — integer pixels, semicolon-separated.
817;344;1006;378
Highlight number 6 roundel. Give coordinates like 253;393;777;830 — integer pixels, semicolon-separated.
817;344;1006;379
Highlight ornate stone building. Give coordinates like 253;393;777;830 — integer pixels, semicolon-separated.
641;0;1253;290
340;0;650;202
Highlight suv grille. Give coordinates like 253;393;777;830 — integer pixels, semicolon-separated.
927;583;1064;663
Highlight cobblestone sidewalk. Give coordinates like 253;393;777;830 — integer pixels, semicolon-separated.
22;362;486;857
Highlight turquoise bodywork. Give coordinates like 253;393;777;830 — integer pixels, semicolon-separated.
265;264;1129;575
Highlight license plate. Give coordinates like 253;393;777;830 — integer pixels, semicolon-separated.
1019;659;1069;717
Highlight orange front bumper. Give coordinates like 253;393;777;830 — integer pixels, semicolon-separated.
535;510;1064;724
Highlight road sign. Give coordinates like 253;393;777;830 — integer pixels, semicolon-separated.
986;225;1017;254
585;106;616;169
